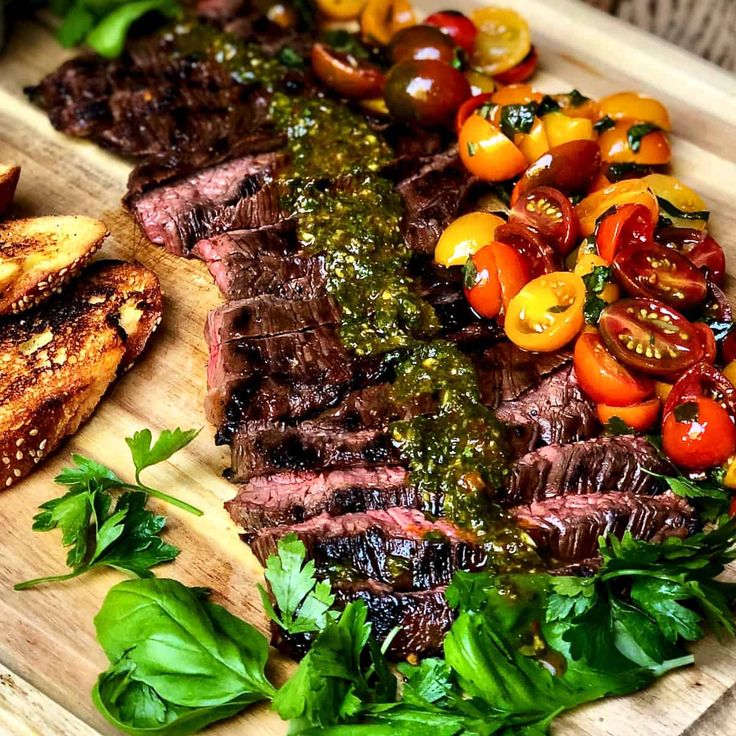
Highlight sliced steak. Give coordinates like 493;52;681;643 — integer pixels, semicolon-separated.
226;466;415;532
496;365;599;456
505;436;672;505
250;507;489;590
512;492;696;562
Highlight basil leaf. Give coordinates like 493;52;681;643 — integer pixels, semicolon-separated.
627;122;662;153
500;103;537;139
593;115;615;133
536;95;561;117
656;196;710;223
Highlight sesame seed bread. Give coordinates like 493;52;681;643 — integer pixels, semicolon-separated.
0;215;108;315
0;165;20;216
0;260;163;490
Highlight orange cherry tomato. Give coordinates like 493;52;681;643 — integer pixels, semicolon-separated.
316;0;368;20
597;92;672;131
542;112;594;148
662;397;736;470
552;91;600;121
311;43;386;99
595;202;655;264
361;0;415;45
455;93;494;135
598;120;671;165
434;211;505;266
514;117;550;164
490;83;541;106
597;398;661;432
575;179;659;237
459;114;527;181
504;272;586;352
574;330;654;406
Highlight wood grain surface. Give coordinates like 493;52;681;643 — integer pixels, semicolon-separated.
1;1;736;734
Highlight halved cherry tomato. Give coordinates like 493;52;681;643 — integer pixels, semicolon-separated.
463;241;530;318
455;92;494;135
316;0;368;20
490;83;541;106
599;298;703;375
425;10;478;55
493;46;538;85
574;330;654;406
702;281;733;323
692;323;717;364
655;228;725;286
662;396;736;470
511;140;602;205
515;117;550;163
465;70;496;95
597;398;660;432
470;7;531;76
504;272;585;351
311;43;385;99
722;332;736;365
388;24;458;64
662;362;736;420
612;241;708;311
723;360;736;388
574;253;620;304
594;203;655;264
576;178;659;237
642;173;709;231
654;380;673;402
494;220;561;277
361;0;415;45
588;172;612;193
552;91;600;121
597;92;672;131
459;114;527;181
598;120;671;165
542;111;595;148
434;211;505;266
511;186;579;256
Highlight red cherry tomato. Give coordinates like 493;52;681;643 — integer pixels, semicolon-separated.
662;397;736;470
425;10;478;55
493;46;538;84
597;398;661;432
655;227;726;286
510;140;602;206
494;220;561;278
595;203;655;264
599;298;704;376
662;362;736;420
702;281;734;324
692;323;717;365
722;330;736;364
311;43;386;99
455;92;494;135
510;186;579;256
612;241;708;311
574;330;655;406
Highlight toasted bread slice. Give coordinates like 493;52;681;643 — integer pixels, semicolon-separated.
0;260;163;490
0;215;108;315
0;165;20;216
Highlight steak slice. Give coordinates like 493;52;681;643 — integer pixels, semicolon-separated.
496;365;599;456
505;435;672;505
250;507;489;590
226;466;415;533
512;492;696;562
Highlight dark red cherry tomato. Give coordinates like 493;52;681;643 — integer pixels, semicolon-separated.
655;227;726;286
595;203;655;264
494;220;561;278
599;298;704;376
612;241;708;311
494;45;538;85
425;10;477;55
384;59;471;127
721;330;736;364
692;323;717;364
454;92;494;135
311;43;385;99
663;361;736;420
510;186;579;256
388;24;458;64
702;281;733;323
510;140;602;206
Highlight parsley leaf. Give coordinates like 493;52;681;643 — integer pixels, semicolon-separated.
278;46;305;68
603;416;635;435
126;427;200;483
643;468;730;501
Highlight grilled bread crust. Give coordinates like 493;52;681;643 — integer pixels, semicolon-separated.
0;165;20;216
0;260;163;490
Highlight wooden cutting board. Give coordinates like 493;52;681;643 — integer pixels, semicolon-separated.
2;1;736;733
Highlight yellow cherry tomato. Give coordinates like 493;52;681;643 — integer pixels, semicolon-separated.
316;0;368;19
640;173;709;230
541;111;594;148
434;212;506;266
459;114;527;181
722;360;736;389
723;455;736;490
575;179;659;237
598;91;672;131
574;253;620;304
361;0;415;45
654;380;674;403
598;120;671;165
505;272;586;352
465;70;496;96
515;117;550;164
470;7;531;76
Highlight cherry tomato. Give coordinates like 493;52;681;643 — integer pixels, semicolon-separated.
510;140;602;205
494;220;561;277
612;241;708;311
574;253;620;304
598;120;671;165
552;91;600;121
311;43;385;99
504;272;586;352
597;92;671;131
458;114;526;180
722;332;736;365
597;398;661;432
655;228;725;286
692;323;717;364
361;0;415;45
542;111;595;148
464;69;496;95
574;330;654;406
662;397;736;470
470;6;531;76
425;10;478;55
388;24;458;64
316;0;368;20
662;362;736;420
463;241;530;318
599;298;703;376
723;360;736;388
511;186;579;256
702;281;733;323
494;46;538;85
576;179;659;237
515;118;550;164
385;60;470;127
434;211;505;266
642;174;707;214
455;92;494;135
595;203;655;264
490;83;541;106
